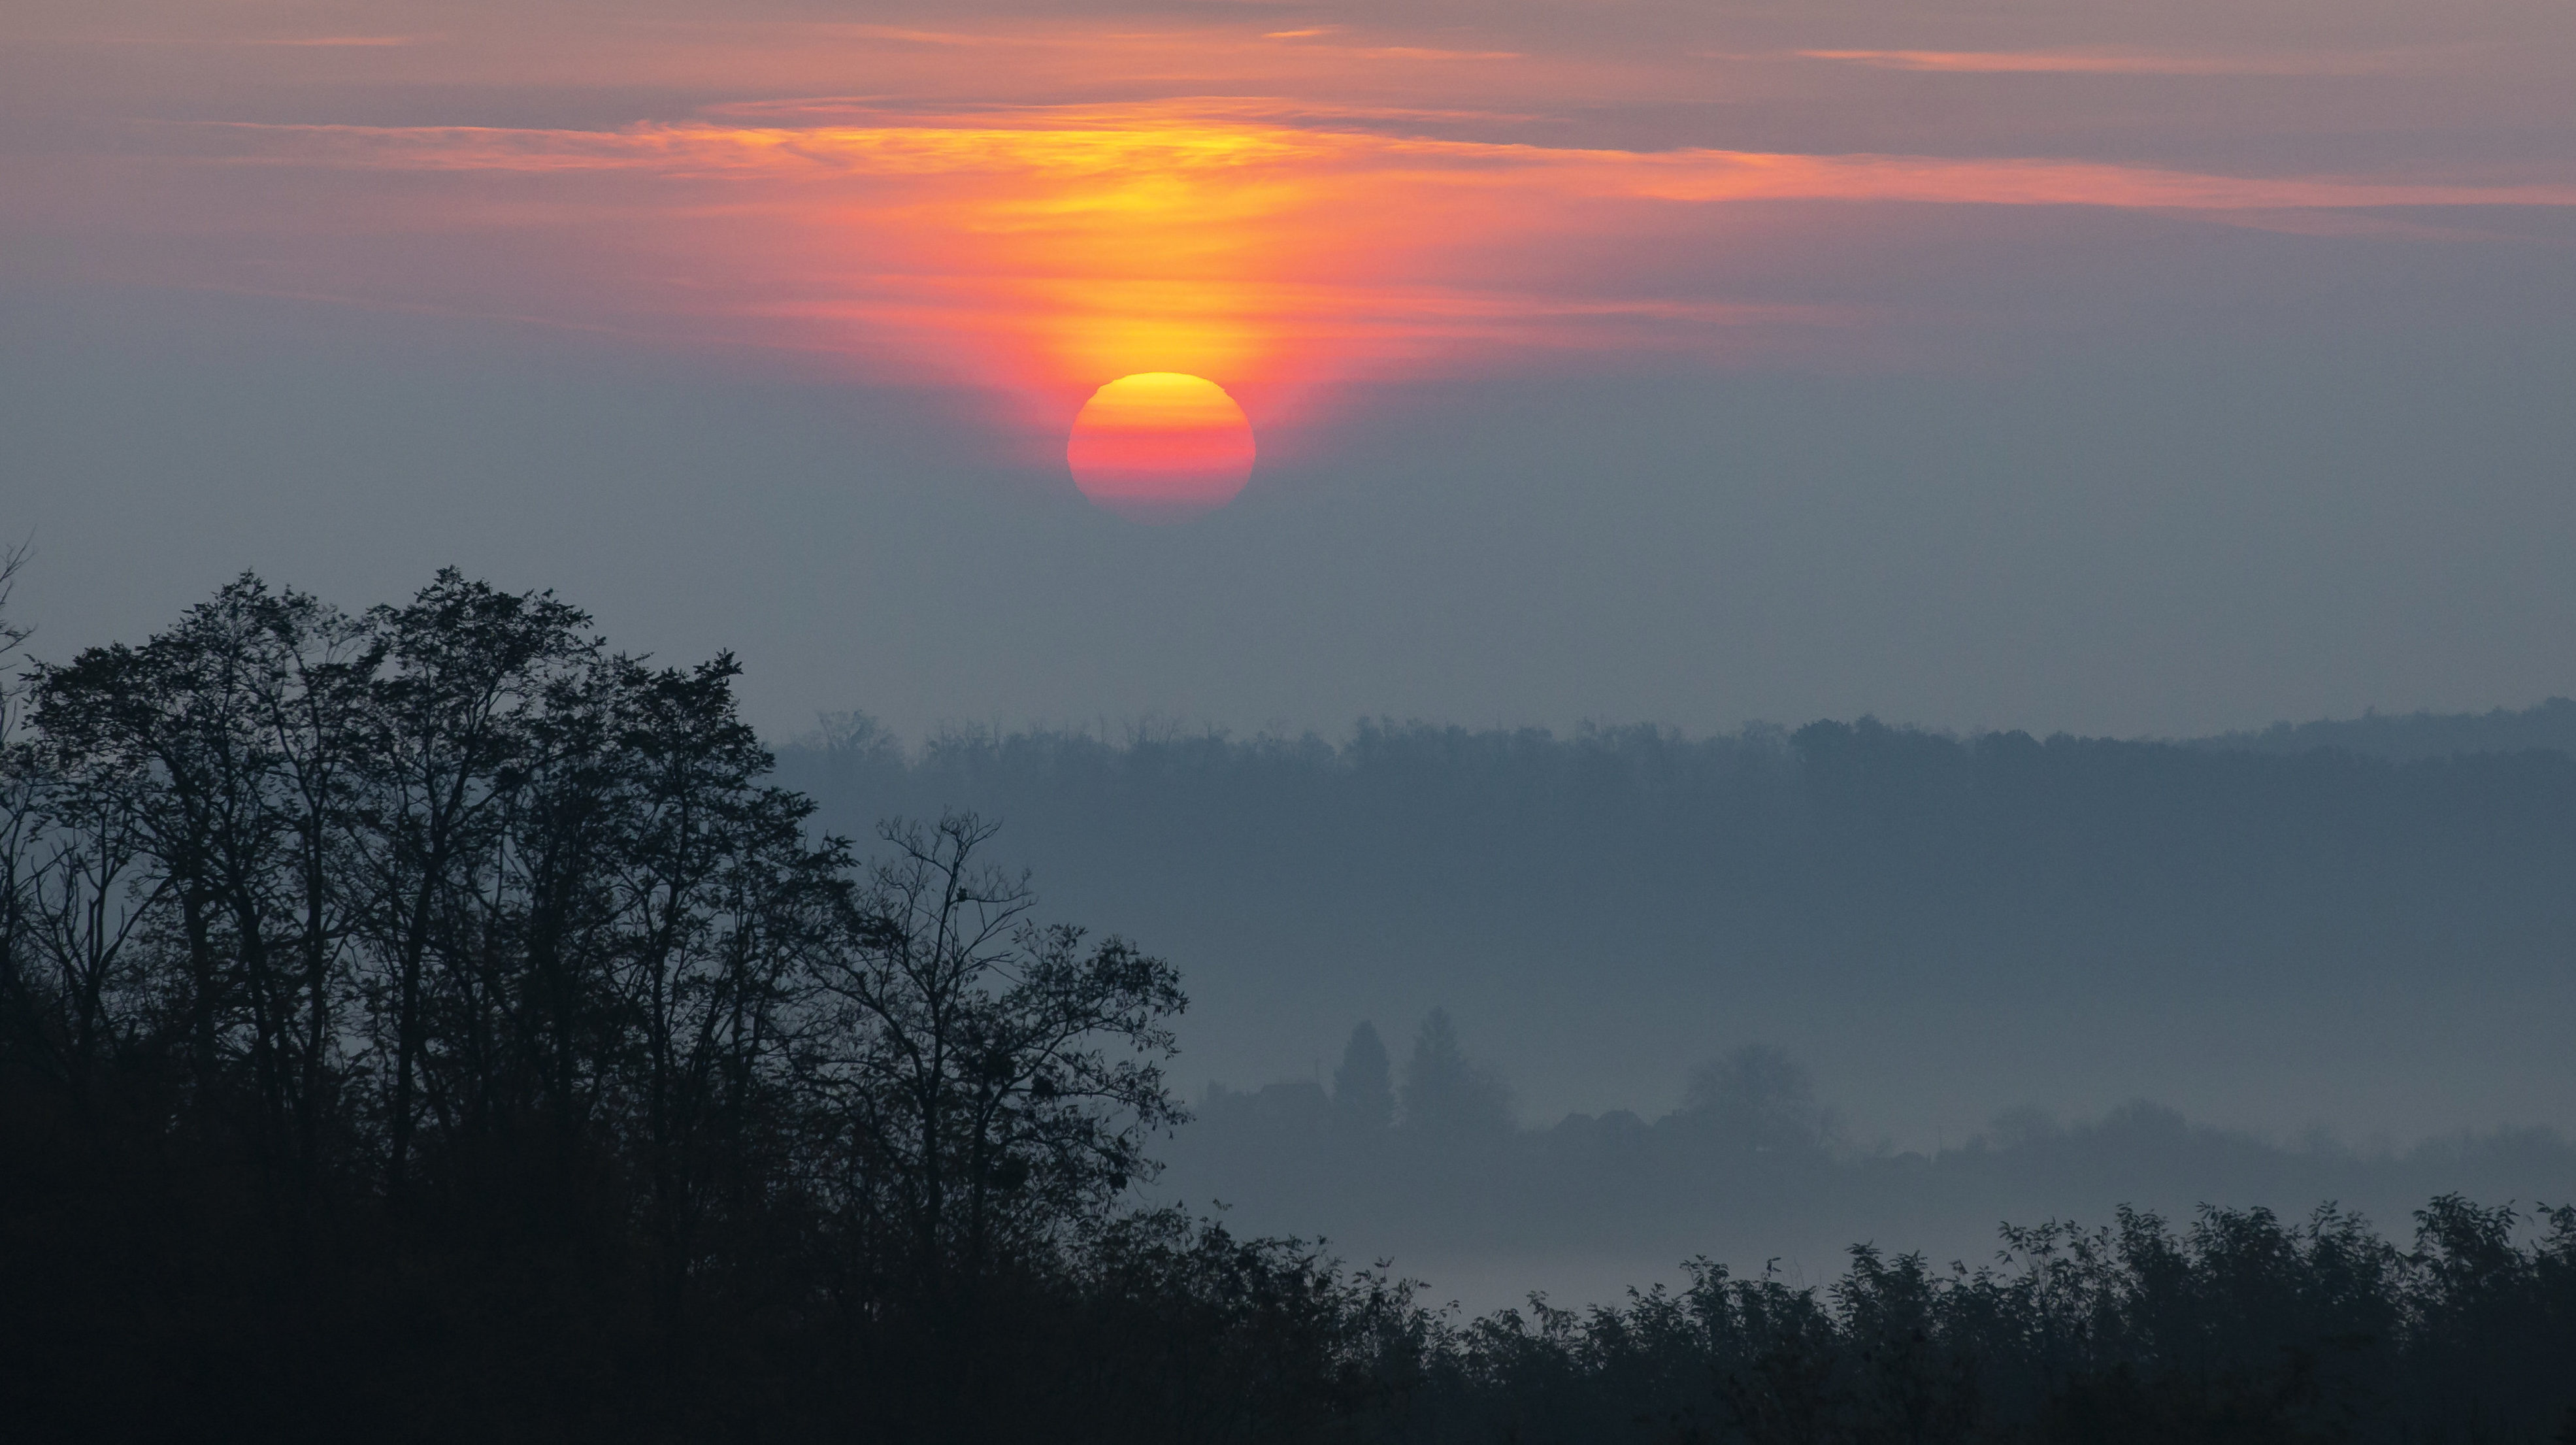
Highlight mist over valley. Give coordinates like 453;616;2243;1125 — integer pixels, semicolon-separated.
774;705;2576;1306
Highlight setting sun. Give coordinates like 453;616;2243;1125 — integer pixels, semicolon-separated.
1065;373;1257;522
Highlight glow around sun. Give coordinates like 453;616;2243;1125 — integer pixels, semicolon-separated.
1065;373;1256;522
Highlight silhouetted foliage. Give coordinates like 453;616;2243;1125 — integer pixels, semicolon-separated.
0;569;1234;1442
5;572;2573;1441
1173;1031;2576;1321
807;811;1187;1297
1346;1199;2576;1445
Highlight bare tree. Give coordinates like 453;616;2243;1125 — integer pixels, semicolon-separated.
14;752;161;1098
31;575;369;1165
244;585;379;1169
0;545;168;1100
807;812;1188;1293
0;543;42;1072
0;540;28;675
593;650;850;1314
351;569;593;1189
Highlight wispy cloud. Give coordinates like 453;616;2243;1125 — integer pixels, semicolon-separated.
1796;48;2409;76
186;114;2576;212
82;33;428;48
800;24;1005;48
255;35;425;49
1356;48;1523;62
137;107;2575;400
693;97;1545;129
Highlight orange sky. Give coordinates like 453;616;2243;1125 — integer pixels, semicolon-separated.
7;1;2573;438
6;0;2576;770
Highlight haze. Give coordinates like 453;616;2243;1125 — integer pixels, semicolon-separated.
6;0;2576;1331
6;0;2574;745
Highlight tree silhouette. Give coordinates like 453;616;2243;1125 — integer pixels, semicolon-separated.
806;811;1187;1295
0;543;42;1087
7;565;2576;1442
1399;1006;1511;1138
352;568;594;1191
1681;1042;1830;1155
1332;1020;1394;1133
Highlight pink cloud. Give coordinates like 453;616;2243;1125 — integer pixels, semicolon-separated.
1794;48;2415;76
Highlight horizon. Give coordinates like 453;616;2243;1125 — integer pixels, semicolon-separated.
10;0;2576;746
767;693;2576;756
7;1;2576;1433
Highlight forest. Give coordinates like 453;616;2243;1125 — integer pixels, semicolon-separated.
3;562;2573;1442
767;693;2576;1169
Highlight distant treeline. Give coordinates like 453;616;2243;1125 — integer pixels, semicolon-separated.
768;699;2576;1151
774;706;2576;948
5;566;2574;1441
2190;697;2576;761
1172;1020;2576;1286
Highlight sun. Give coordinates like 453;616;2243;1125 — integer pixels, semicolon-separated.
1065;373;1256;522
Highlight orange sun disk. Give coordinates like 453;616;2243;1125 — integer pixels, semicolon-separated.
1065;373;1257;522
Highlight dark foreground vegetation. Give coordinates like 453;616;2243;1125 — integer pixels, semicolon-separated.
4;561;2573;1442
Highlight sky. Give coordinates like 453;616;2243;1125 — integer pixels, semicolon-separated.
5;0;2575;741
